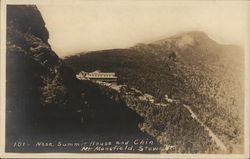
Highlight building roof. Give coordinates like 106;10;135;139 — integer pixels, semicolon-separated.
86;72;117;79
77;70;118;79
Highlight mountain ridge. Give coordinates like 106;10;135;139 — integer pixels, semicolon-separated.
64;30;244;153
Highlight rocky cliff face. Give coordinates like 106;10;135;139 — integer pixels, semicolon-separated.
6;5;159;153
7;5;84;128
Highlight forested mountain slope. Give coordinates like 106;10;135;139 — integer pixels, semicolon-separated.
64;31;244;153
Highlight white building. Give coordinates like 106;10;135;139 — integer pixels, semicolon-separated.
76;70;118;84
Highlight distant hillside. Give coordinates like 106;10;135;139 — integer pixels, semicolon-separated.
64;31;244;153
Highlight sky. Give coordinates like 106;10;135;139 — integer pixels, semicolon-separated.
37;1;249;57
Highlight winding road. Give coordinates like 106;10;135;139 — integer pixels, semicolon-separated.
183;104;228;152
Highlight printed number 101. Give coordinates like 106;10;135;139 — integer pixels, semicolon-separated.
13;141;26;147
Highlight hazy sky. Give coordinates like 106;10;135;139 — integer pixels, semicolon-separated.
37;1;249;57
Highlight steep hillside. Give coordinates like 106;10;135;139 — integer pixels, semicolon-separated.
64;31;244;153
97;84;221;153
6;5;160;153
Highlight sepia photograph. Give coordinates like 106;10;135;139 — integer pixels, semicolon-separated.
0;0;249;158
